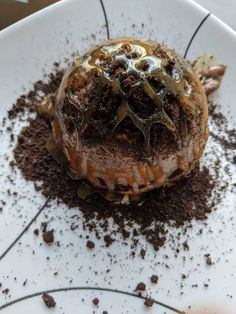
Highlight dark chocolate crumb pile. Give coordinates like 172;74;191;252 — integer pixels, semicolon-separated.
7;68;234;252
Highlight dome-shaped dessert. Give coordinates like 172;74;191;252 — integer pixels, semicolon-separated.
47;38;208;201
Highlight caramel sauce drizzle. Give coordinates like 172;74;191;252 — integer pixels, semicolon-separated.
61;40;193;146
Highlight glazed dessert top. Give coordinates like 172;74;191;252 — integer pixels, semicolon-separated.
55;38;207;159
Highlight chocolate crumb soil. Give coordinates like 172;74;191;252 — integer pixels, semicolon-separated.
12;113;216;250
8;67;234;251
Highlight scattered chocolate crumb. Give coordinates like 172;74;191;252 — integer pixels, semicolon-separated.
42;293;56;308
135;282;146;291
104;235;115;247
122;229;130;239
192;284;198;288
2;288;9;295
183;240;189;251
102;311;108;314
150;275;158;284
43;230;54;244
33;228;39;236
144;297;154;307
41;222;48;233
205;254;214;266
92;297;99;305
182;274;187;280
10;133;14;142
87;240;95;249
140;248;146;259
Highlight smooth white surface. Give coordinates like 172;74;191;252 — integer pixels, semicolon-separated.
0;0;236;313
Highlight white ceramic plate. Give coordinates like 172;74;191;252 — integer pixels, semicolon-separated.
0;0;236;313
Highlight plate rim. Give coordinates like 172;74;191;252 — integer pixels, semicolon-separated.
0;0;235;42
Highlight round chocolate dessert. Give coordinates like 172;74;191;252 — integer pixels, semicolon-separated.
42;38;208;201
